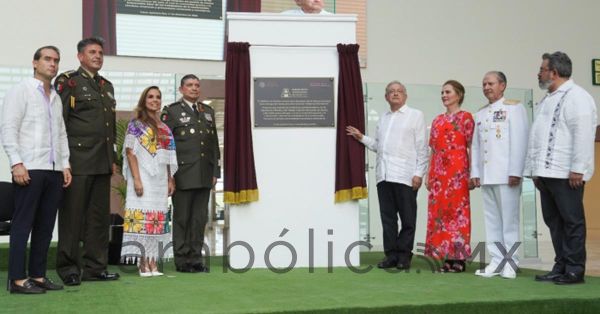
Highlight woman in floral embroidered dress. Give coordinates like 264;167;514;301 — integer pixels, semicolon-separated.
425;80;474;273
121;86;177;277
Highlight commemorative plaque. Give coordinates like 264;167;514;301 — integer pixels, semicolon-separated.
254;77;334;127
117;0;222;20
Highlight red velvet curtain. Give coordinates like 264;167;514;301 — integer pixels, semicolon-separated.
223;42;259;204
335;44;368;203
227;0;261;12
82;0;117;55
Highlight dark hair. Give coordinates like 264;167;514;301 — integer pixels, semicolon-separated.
134;86;161;139
443;80;465;105
77;37;105;53
180;74;200;87
487;71;507;85
33;45;60;61
542;51;572;78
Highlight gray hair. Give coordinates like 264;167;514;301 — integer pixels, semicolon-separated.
385;80;406;94
542;51;572;78
486;71;507;85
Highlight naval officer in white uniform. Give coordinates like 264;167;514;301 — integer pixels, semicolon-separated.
470;71;529;279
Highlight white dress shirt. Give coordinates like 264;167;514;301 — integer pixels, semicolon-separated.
524;79;597;181
1;77;70;171
361;105;429;186
471;98;530;184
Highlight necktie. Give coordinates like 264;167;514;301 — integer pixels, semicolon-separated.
192;103;199;116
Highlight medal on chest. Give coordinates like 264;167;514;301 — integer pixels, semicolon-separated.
493;110;506;122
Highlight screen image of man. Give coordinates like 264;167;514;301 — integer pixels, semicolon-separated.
161;74;220;273
54;37;119;285
282;0;332;14
1;46;71;294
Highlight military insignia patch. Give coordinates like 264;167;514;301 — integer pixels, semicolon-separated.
67;79;76;88
493;110;507;122
161;113;168;121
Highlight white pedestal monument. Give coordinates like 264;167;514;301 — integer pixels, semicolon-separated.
227;12;360;269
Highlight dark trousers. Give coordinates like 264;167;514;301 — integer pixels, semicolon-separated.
376;181;417;264
172;188;210;268
56;174;110;280
537;177;586;275
9;170;63;280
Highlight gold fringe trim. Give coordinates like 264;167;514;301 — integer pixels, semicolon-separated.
224;189;259;204
335;186;368;203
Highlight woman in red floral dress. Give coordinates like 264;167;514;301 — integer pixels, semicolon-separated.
425;80;474;272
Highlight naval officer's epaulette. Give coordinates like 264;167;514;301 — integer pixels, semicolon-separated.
503;99;520;105
477;103;490;112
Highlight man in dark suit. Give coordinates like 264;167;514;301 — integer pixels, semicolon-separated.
54;37;119;285
161;74;220;273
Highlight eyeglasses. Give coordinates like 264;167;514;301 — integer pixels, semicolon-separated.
387;89;405;95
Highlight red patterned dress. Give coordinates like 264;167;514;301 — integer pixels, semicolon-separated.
425;111;474;260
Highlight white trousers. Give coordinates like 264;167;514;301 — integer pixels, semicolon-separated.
481;184;521;267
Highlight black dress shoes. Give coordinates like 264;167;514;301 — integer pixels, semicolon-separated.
9;279;46;294
192;263;210;273
396;261;411;270
534;271;563;282
176;265;196;273
377;257;398;269
31;278;64;291
63;274;81;286
554;272;585;285
82;271;120;281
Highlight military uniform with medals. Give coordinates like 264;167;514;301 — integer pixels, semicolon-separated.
471;97;529;277
161;100;220;271
54;67;117;281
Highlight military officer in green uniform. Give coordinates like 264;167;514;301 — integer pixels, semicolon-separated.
54;37;119;285
161;74;220;273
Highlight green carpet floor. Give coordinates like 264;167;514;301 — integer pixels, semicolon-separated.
0;248;599;313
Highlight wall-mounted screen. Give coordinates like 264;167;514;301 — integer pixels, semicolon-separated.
83;0;225;60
